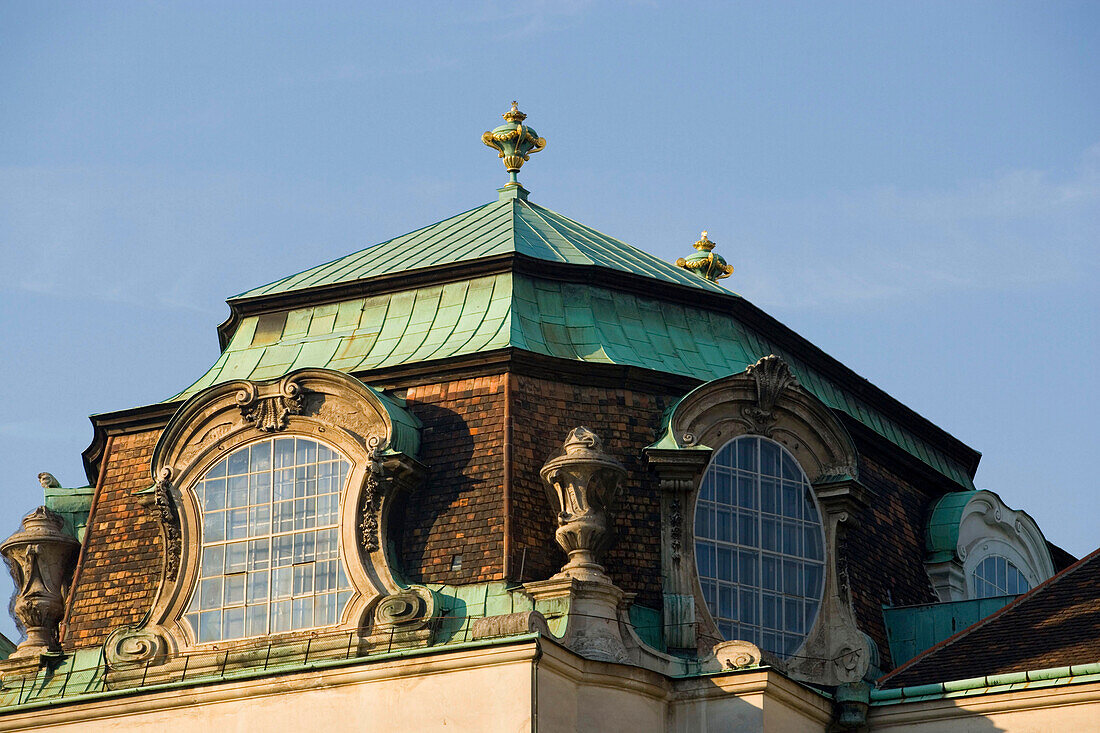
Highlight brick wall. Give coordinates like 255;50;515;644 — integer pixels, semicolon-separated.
509;375;678;610
64;430;164;649
848;451;940;669
399;375;506;585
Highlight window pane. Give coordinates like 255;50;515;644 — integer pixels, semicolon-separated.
186;437;352;642
694;436;825;660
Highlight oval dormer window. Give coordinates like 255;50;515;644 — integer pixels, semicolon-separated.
694;435;826;658
184;437;353;642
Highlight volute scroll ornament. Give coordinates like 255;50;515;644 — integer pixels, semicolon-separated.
358;436;384;554
236;375;304;432
104;626;169;669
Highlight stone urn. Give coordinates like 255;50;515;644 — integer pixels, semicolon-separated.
1;507;80;658
540;427;626;582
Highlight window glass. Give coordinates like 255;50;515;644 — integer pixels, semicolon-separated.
695;436;826;658
185;437;353;642
972;555;1031;598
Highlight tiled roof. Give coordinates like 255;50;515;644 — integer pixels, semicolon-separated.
174;274;975;489
232;192;732;301
881;548;1100;688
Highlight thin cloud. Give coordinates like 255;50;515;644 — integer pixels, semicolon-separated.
740;145;1099;309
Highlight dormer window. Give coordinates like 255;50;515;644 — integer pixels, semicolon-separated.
184;437;353;642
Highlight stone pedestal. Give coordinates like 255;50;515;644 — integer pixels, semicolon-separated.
525;577;630;664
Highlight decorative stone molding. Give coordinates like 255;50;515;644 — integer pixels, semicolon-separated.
364;587;437;651
148;467;182;581
712;639;763;670
116;367;424;667
925;489;1055;601
104;626;170;669
646;355;872;685
540;427;626;583
471;611;551;641
785;476;872;686
644;448;711;650
235;375;304;432
0;507;80;658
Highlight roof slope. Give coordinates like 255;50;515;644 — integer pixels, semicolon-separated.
175;273;975;488
881;548;1100;688
233;193;731;301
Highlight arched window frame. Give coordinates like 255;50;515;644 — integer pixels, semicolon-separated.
105;368;431;671
693;434;828;659
646;355;872;687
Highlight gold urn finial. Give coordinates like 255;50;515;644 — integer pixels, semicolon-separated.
482;101;546;188
694;231;716;252
675;230;734;282
503;101;527;123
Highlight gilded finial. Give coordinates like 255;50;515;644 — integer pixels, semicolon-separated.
503;101;527;123
482;101;546;188
675;230;734;282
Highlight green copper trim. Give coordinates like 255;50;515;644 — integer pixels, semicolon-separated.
871;662;1100;704
43;485;94;542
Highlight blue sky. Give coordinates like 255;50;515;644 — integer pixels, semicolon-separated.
0;2;1096;642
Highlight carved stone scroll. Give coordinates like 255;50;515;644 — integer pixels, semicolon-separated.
364;587;437;650
358;436;384;554
150;467;182;580
104;626;168;669
0;507;80;658
712;639;763;670
235;375;304;432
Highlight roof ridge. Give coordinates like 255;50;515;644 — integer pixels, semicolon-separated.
879;545;1100;686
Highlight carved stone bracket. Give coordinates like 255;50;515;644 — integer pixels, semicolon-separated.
235;374;304;432
0;507;80;659
712;639;763;670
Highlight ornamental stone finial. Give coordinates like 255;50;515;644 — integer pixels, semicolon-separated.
1;506;80;658
481;101;546;188
675;230;734;282
539;427;625;582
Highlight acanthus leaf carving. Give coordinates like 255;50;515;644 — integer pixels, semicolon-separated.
151;467;182;581
358;435;384;554
236;376;304;432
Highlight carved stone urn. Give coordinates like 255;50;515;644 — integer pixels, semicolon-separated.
1;507;80;658
540;427;626;583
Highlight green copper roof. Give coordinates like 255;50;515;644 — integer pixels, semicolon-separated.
176;273;974;489
926;491;976;562
44;484;94;542
232;194;733;300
